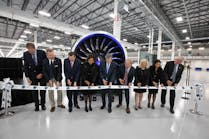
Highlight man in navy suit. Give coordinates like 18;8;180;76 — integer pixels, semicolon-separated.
64;52;81;112
23;43;47;111
100;53;117;113
116;59;135;114
42;49;65;112
161;56;184;114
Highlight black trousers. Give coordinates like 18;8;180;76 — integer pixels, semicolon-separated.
0;90;2;109
66;83;78;108
31;78;46;107
101;89;113;109
161;89;176;109
118;89;129;107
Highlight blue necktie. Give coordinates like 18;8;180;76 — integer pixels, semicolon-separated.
32;53;38;65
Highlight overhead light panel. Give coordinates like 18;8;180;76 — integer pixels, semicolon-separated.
123;38;127;42
54;36;60;40
185;37;190;40
182;29;187;33
46;39;52;42
199;47;205;50
30;23;39;28
147;35;151;38
81;24;90;29
38;10;51;17
176;17;183;22
189;45;192;48
24;30;32;34
109;13;115;18
64;31;71;35
20;35;27;38
187;42;191;45
134;42;139;45
187;48;192;51
18;38;25;41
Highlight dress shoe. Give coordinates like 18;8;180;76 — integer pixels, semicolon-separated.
58;104;65;108
68;107;72;112
75;105;80;109
50;107;55;112
134;107;138;111
85;107;88;112
147;103;150;108
170;109;175;114
34;107;39;112
151;105;155;110
108;108;112;113
89;105;92;111
138;106;142;109
41;105;46;110
116;104;122;108
126;107;131;114
161;104;165;107
100;105;105;109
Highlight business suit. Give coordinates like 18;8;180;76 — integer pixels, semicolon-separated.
161;61;184;110
64;58;81;110
23;50;47;108
117;64;135;108
42;57;63;108
100;61;117;111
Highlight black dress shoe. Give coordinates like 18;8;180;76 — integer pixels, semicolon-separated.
116;104;122;108
161;104;165;107
108;108;112;113
89;106;92;111
35;107;39;112
147;103;150;108
75;105;80;109
170;109;175;114
41;105;46;110
68;107;72;112
151;105;155;110
100;105;105;109
85;107;88;112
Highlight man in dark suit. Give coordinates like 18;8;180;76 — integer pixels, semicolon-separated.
161;56;184;114
23;43;47;111
42;48;65;112
64;52;81;112
116;59;135;114
100;53;117;113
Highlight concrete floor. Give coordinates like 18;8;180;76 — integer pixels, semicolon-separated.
0;69;209;139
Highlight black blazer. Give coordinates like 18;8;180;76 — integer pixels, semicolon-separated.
23;49;46;80
149;65;165;86
134;66;149;86
64;58;81;83
118;64;135;85
164;61;184;84
100;61;117;83
42;57;62;82
80;62;98;85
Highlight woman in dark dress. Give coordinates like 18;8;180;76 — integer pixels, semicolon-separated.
148;60;164;109
134;59;149;110
81;54;98;112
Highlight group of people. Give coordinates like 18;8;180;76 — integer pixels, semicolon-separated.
23;43;184;114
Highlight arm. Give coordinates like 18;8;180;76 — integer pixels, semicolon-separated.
128;67;135;84
58;59;63;81
92;65;99;84
74;60;80;83
64;59;69;80
23;52;29;79
175;65;184;84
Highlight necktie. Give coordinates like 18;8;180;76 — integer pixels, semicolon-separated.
32;53;38;65
71;62;73;68
106;63;110;74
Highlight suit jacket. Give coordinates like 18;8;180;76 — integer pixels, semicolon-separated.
164;61;184;84
23;50;46;80
64;58;81;83
148;65;165;85
42;57;62;82
134;66;150;86
100;61;117;83
80;62;98;85
118;64;135;85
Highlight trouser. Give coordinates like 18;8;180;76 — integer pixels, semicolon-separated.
66;82;78;108
31;78;46;107
118;89;130;107
48;80;62;107
0;90;2;109
101;89;113;109
161;89;176;109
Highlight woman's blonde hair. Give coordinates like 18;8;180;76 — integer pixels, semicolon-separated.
139;59;149;68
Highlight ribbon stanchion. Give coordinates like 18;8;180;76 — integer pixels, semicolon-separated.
0;78;15;118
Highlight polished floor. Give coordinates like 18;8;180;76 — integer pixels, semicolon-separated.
0;69;209;139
